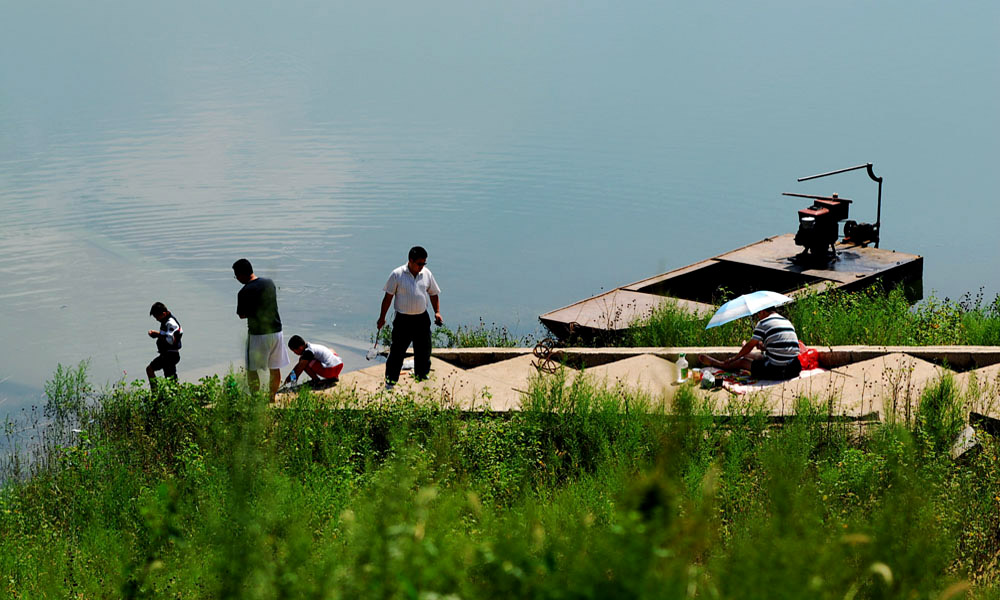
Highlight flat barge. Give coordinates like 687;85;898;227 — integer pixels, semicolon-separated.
540;163;923;341
539;233;923;340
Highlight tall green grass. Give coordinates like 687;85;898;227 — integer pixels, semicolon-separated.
376;319;537;349
626;286;1000;347
1;363;999;597
376;287;1000;350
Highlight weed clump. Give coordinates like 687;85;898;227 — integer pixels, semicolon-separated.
627;285;1000;348
1;364;998;596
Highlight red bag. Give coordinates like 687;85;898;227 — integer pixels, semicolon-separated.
797;341;819;370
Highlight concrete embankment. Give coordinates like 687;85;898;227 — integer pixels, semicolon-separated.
283;346;1000;422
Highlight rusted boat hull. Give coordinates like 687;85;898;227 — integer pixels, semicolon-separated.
539;233;923;341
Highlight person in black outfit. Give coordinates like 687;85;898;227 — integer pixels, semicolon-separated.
233;258;289;401
146;301;182;393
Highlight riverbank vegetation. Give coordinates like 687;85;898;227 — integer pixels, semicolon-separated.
2;363;1000;598
377;319;532;350
381;288;1000;351
625;287;1000;348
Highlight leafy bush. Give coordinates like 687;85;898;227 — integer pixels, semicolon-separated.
43;360;92;430
916;373;967;454
626;286;1000;348
1;366;999;597
377;320;539;349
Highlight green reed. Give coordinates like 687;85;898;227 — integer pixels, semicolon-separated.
1;363;999;598
626;286;1000;348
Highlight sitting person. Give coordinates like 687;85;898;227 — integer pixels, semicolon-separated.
284;335;344;386
699;308;802;380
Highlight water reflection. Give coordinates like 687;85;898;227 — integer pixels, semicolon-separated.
2;0;999;415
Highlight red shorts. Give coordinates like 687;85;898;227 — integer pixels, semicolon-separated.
308;360;343;380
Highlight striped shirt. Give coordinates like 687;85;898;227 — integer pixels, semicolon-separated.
751;313;799;366
383;264;441;315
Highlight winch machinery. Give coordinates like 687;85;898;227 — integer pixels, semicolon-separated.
786;163;883;262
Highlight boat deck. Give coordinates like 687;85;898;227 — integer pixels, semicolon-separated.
539;234;923;340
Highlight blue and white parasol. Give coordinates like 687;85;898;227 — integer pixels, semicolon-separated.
705;290;794;329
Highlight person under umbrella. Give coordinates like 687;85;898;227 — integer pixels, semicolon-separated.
699;291;801;380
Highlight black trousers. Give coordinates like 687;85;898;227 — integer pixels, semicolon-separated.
750;357;801;380
148;352;180;378
385;312;432;383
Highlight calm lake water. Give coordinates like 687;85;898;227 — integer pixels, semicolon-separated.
2;1;998;414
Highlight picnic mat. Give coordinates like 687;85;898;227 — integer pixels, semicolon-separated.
701;367;826;395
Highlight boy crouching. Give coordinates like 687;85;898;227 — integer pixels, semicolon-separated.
284;335;343;387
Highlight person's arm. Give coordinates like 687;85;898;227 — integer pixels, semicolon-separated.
732;338;760;360
284;359;308;385
429;294;442;326
376;293;393;330
425;271;442;325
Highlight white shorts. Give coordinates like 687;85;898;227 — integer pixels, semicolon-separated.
246;332;291;370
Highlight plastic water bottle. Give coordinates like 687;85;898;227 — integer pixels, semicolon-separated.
289;371;297;384
701;371;715;389
676;353;688;383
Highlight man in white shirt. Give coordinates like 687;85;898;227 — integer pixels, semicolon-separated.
377;246;443;386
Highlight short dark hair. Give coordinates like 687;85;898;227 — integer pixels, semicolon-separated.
149;301;168;316
232;258;253;278
287;335;306;350
408;246;427;261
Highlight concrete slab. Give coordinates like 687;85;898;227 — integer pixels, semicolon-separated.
424;360;525;411
539;289;677;332
375;358;509;409
436;348;533;369
435;345;1000;371
578;354;680;407
337;367;385;392
300;357;531;411
279;353;585;411
742;353;946;419
467;353;579;395
818;345;1000;370
273;346;1000;421
954;363;1000;419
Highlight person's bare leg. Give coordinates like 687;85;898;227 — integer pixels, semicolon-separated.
268;368;281;401
726;357;754;371
699;354;754;371
303;365;320;382
247;370;261;395
699;354;725;368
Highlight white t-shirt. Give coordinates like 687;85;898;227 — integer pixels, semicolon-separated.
302;343;342;369
383;264;441;315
